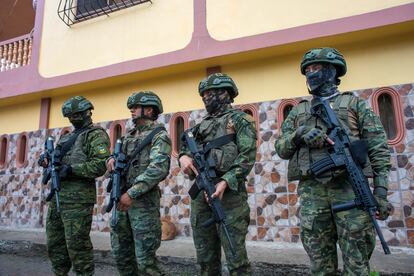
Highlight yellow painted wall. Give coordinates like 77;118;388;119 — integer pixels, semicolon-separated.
39;0;193;77
46;30;414;129
226;31;414;104
48;69;206;128
207;0;412;40
0;100;40;135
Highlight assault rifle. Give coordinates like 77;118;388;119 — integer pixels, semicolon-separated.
106;139;126;226
309;97;390;254
183;130;236;256
41;137;61;213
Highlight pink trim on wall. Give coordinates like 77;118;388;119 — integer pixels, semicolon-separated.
59;127;72;140
238;103;261;148
39;97;51;129
277;99;299;130
1;1;414;99
16;132;28;168
170;112;190;158
109;120;126;150
0;135;9;169
371;87;405;145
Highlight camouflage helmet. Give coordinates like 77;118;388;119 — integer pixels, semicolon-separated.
300;47;347;77
198;73;238;98
61;96;94;117
127;91;163;114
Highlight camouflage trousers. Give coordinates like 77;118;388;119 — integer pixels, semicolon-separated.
111;199;162;276
191;190;251;276
46;201;94;276
298;178;376;276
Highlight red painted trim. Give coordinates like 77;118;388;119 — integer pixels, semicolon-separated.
277;99;299;130
237;103;260;148
371;87;405;146
170;112;190;158
109;120;126;150
1;1;414;99
59;127;72;139
16;132;29;168
0;135;9;169
39;97;51;129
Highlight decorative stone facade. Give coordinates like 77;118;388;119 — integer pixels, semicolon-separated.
1;83;413;247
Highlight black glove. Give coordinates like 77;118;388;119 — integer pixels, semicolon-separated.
373;186;392;220
292;126;326;148
57;165;72;179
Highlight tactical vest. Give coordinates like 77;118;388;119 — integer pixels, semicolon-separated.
194;109;239;176
59;126;105;171
288;92;373;183
121;124;165;190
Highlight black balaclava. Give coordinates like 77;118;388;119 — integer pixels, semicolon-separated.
306;64;339;98
202;89;233;115
69;110;92;130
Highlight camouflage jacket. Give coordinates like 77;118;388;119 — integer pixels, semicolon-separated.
275;93;391;189
180;107;257;193
57;124;110;203
121;120;171;199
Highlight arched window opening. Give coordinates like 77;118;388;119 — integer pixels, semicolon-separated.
109;121;126;151
16;133;28;167
378;93;397;140
170;112;190;158
283;104;294;120
60;127;71;138
0;136;8;168
114;124;123;141
175;117;185;154
371;87;404;145
277;99;299;131
243;109;253;117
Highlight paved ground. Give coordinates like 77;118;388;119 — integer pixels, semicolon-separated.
1;227;413;275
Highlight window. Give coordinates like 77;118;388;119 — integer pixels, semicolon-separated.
58;0;152;26
170;112;189;158
60;127;72;138
277;99;299;130
0;135;8;169
238;104;260;148
109;121;126;150
16;133;28;168
371;87;405;145
378;93;397;140
282;104;294;121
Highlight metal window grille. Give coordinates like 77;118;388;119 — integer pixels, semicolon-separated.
58;0;152;26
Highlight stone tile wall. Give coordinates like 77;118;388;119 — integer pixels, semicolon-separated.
0;83;413;247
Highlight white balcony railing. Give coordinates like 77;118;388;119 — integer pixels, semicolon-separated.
0;33;33;72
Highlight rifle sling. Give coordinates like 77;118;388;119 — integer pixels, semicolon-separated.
124;126;165;172
59;127;91;159
203;134;236;154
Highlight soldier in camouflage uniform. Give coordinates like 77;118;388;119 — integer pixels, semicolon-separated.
38;96;110;276
106;91;171;276
179;73;257;275
275;48;392;275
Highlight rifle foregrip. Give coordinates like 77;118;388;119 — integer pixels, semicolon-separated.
201;217;215;228
188;183;201;200
332;200;357;213
106;179;113;193
46;191;54;202
106;200;114;213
